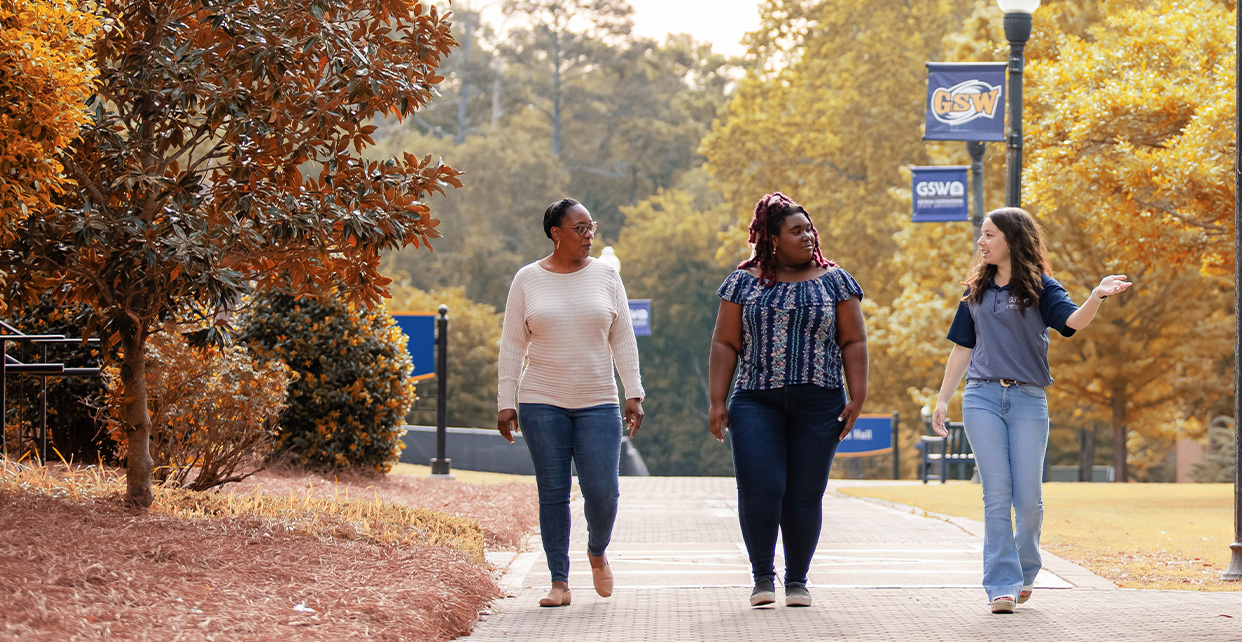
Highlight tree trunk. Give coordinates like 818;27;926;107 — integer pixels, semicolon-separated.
1111;380;1128;482
551;32;562;157
490;72;502;131
121;329;154;508
1078;427;1096;482
454;15;473;145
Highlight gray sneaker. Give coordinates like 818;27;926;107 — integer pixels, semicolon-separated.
749;578;776;606
785;582;812;607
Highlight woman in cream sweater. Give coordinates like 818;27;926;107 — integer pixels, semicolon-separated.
496;198;645;608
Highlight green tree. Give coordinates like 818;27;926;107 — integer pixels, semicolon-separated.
500;0;634;157
3;0;460;507
373;123;567;308
384;284;502;431
614;184;736;475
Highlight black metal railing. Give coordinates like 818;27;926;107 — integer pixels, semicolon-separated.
0;321;102;462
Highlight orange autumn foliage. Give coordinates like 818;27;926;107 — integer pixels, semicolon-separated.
0;0;99;246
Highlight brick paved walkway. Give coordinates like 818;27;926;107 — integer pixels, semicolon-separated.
470;477;1241;641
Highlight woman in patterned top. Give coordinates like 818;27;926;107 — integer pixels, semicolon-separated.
708;193;868;608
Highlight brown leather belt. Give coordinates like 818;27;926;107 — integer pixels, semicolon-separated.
998;378;1028;387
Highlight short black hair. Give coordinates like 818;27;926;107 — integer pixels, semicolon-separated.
543;198;581;239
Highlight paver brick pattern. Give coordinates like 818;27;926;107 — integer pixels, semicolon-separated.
468;477;1242;642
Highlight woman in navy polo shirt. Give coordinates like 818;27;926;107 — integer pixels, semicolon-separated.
930;208;1129;614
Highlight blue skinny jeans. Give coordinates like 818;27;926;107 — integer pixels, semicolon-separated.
961;379;1050;601
728;384;846;586
518;402;623;585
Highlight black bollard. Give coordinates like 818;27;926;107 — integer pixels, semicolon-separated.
430;304;452;476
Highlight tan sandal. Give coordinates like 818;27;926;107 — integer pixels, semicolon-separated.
1018;585;1033;604
538;586;571;607
589;553;614;597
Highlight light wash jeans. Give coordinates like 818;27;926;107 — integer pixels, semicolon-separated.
518;403;623;584
961;379;1050;601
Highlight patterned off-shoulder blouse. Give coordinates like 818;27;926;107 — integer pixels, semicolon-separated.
716;268;865;391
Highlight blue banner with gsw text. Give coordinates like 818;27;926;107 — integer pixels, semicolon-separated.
924;62;1006;142
911;166;970;223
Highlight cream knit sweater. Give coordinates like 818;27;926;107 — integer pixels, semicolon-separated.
497;259;645;411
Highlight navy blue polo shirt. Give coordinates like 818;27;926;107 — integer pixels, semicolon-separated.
946;274;1078;387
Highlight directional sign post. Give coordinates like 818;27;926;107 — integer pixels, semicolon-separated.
628;299;651;336
390;312;437;381
836;413;901;479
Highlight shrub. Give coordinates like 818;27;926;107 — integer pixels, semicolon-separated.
102;327;293;490
237;292;416;472
384;284;501;430
2;296;113;463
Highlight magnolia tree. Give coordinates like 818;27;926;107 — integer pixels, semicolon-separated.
2;0;461;507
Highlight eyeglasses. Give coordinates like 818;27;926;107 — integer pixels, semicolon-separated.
561;221;598;237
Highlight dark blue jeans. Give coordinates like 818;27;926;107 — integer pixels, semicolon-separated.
519;403;623;584
728;384;846;586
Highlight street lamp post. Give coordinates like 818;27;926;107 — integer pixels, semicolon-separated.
997;0;1040;208
1224;0;1242;582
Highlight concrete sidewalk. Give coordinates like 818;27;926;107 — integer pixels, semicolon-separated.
470;477;1241;641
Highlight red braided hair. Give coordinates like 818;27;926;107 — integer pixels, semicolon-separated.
737;192;834;287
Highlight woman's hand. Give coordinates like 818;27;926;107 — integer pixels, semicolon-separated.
497;409;519;443
708;402;728;443
931;401;950;437
838;397;866;441
1093;274;1132;299
624;398;644;439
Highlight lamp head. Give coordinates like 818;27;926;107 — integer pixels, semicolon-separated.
996;0;1040;13
599;245;622;273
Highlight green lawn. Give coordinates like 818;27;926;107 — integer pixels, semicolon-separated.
840;482;1240;591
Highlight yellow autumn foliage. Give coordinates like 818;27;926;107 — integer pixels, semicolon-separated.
0;0;99;239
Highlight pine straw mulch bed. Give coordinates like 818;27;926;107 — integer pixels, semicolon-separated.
227;466;539;551
0;464;540;642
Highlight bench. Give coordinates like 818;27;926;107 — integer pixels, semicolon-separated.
919;421;975;484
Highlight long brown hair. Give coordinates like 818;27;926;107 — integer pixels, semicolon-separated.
737;193;833;287
962;207;1052;312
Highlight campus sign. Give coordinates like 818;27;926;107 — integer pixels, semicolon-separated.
924;62;1006;142
628;299;651;336
837;414;894;458
391;312;437;380
911;166;970;223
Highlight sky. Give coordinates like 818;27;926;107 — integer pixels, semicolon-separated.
625;0;764;58
468;0;766;59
